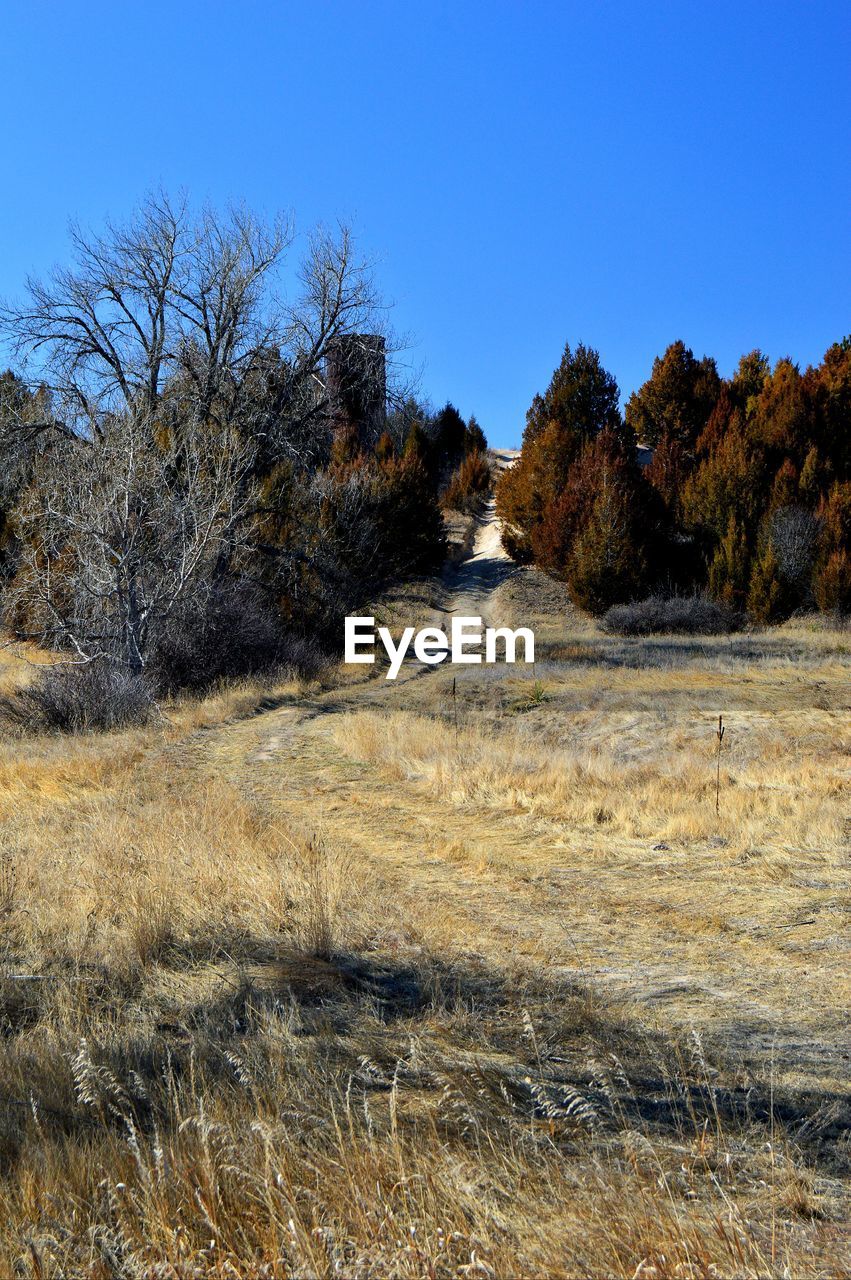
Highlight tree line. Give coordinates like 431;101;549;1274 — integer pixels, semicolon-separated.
497;337;851;619
0;193;487;724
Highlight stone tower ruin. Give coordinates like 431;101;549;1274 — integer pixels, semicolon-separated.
325;333;387;446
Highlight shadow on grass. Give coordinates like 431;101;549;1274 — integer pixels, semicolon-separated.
180;945;851;1177
1;941;848;1182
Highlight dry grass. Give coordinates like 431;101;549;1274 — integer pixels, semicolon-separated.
327;638;850;1093
0;621;848;1276
334;684;846;861
0;639;57;693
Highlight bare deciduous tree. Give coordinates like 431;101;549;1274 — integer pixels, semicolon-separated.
0;194;413;673
768;505;819;596
1;193;291;434
0;195;406;465
8;413;256;673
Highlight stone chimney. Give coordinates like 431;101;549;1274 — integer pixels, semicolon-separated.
325;333;387;445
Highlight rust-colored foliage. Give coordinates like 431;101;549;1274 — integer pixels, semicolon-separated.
566;483;647;613
708;515;750;609
682;409;765;543
529;430;655;612
495;419;579;559
625;340;720;450
750;358;815;454
768;459;800;512
330;424;363;467
812;480;851;614
647;433;690;519
523;341;621;448
442;450;491;513
814;548;851;613
374;430;396;464
747;545;783;623
815;340;851;478
402;419;430;466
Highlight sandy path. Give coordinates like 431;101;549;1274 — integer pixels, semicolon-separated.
440;449;519;623
203;691;849;1101
195;450;849;1104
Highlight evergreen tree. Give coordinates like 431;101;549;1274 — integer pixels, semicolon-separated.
465;415;487;454
731;349;770;408
814;550;851;614
432;403;468;466
814;340;851;479
496;419;577;560
523;342;622;449
531;429;655;605
403;419;431;469
567;484;645;614
374;430;396;463
708;516;750;608
747;546;783;623
625;340;721;451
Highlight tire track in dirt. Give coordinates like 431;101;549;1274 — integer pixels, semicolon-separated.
439;448;519;626
195;450;849;1097
202;691;850;1098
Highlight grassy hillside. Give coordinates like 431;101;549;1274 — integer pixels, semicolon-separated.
0;598;849;1277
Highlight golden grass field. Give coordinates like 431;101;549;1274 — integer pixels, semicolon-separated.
0;575;849;1277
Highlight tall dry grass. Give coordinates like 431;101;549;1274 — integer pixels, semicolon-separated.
333;696;846;858
320;640;850;1107
0;640;847;1276
0;754;843;1279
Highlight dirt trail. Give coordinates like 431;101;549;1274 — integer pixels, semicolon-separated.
440;448;519;623
202;689;849;1099
195;452;849;1101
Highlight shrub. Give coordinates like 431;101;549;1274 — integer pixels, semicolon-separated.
0;661;153;734
813;549;851;615
766;505;819;603
747;546;784;623
442;450;491;513
600;595;740;636
378;457;446;575
501;525;534;563
277;634;333;681
151;578;283;694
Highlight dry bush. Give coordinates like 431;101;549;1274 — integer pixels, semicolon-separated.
0;661;153;734
127;886;178;970
601;594;741;636
288;834;356;960
442;449;491;513
150;578;284;694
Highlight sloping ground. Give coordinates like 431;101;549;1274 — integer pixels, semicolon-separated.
201;468;850;1108
207;652;851;1100
0;503;850;1273
440;449;520;623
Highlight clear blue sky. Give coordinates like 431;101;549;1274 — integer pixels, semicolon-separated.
0;1;848;446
